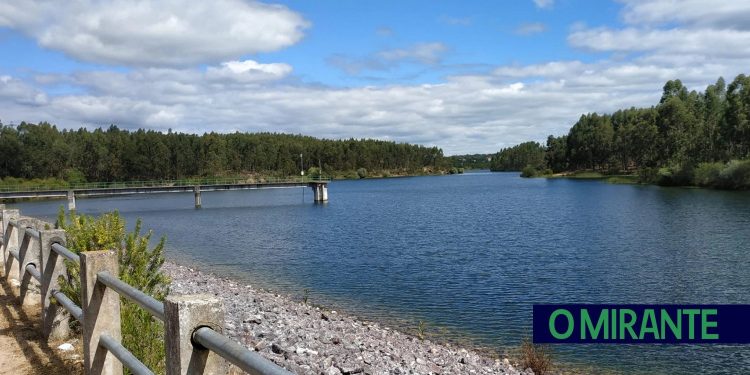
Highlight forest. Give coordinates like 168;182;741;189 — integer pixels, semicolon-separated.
0;123;449;183
490;74;750;189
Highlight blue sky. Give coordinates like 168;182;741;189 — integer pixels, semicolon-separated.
1;0;749;154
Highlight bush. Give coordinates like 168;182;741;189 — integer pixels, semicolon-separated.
520;166;538;178
656;164;693;186
356;168;368;179
717;159;750;189
693;162;724;187
449;167;459;174
56;207;169;374
519;338;553;375
306;166;322;178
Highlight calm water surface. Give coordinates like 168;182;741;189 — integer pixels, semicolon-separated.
13;171;750;374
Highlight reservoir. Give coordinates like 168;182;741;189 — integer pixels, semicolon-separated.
12;171;750;374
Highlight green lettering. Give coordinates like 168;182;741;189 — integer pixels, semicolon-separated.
701;309;719;340
549;309;574;340
683;309;700;339
660;309;681;340
619;309;637;339
639;309;659;339
581;309;609;339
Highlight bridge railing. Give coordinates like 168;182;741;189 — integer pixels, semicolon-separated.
0;206;293;375
0;175;330;193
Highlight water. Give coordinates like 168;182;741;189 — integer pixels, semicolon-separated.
12;171;750;374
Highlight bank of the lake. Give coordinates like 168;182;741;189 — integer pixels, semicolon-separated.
164;261;532;375
11;171;750;375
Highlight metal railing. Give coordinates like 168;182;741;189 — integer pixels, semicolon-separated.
1;208;294;375
0;176;330;193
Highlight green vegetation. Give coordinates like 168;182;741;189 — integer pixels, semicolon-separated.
489;142;545;172
447;154;492;169
491;74;750;189
518;338;553;375
56;208;169;374
0;122;448;182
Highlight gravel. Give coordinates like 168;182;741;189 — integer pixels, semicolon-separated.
164;261;533;375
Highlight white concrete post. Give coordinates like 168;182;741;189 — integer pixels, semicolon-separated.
164;294;229;375
1;209;20;281
68;190;76;211
81;250;122;375
40;229;70;340
17;220;41;306
321;184;328;202
194;185;202;209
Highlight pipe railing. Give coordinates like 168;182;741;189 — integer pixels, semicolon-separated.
1;208;294;375
52;243;80;263
25;263;41;282
51;289;84;323
193;327;294;375
96;271;165;321
99;334;155;375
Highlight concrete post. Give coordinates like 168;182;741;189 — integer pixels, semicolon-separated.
68;190;76;212
18;222;41;306
40;229;70;340
321;184;328;202
164;294;229;375
1;209;19;280
81;251;122;375
194;185;202;209
311;184;320;202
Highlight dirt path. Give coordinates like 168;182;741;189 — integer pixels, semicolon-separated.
0;273;83;375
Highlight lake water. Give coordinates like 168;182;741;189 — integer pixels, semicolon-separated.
11;171;750;374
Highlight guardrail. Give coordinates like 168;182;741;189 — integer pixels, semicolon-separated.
0;206;294;375
0;176;330;193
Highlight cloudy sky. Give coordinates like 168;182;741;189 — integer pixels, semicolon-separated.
1;0;749;154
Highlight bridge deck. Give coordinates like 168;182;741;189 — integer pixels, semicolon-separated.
0;178;329;200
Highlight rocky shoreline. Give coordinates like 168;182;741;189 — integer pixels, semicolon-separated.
163;261;533;375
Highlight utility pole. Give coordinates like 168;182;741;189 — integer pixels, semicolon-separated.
300;153;304;176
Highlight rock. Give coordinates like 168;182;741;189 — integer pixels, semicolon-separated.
57;343;74;351
244;314;263;324
271;343;286;355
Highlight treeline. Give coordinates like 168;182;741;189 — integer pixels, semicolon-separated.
447;154;492;170
0;122;448;182
490;74;750;189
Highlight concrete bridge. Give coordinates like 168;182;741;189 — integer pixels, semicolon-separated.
0;177;330;209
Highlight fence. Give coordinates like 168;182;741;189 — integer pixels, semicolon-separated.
0;206;293;375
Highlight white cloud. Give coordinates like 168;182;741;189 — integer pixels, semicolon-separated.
568;27;750;58
328;43;449;75
533;0;554;9
206;60;293;83
2;1;750;155
618;0;750;29
515;22;547;35
0;0;308;67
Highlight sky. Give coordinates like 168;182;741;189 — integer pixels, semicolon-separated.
1;1;750;155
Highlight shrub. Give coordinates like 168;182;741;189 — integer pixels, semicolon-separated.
56;207;169;374
306;167;322;178
717;159;750;189
693;162;724;187
656;164;693;186
356;168;368;179
519;338;553;375
520;166;536;178
449;167;459;174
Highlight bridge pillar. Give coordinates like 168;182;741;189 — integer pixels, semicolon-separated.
67;190;76;212
194;186;201;209
310;183;328;203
